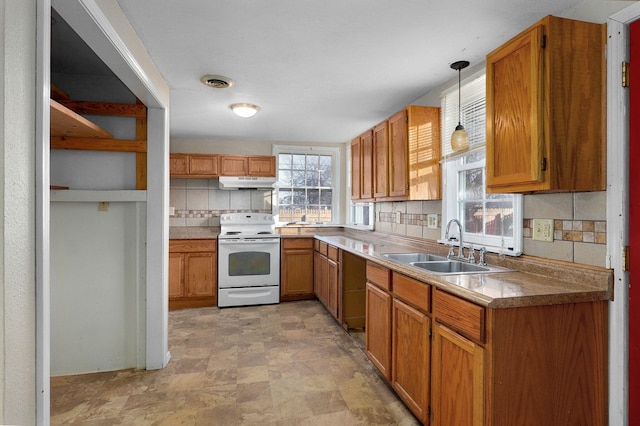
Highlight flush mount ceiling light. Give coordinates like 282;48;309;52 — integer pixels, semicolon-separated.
450;60;470;152
200;74;235;89
230;103;260;118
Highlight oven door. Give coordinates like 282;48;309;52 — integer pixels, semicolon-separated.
218;238;280;288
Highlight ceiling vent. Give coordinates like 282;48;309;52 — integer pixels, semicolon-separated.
200;74;235;89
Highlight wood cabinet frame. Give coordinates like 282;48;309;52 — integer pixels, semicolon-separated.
50;89;148;190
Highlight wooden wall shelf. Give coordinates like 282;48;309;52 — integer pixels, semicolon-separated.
50;99;113;139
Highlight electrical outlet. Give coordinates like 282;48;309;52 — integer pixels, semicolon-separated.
532;219;554;242
98;201;109;212
395;211;402;224
427;213;438;229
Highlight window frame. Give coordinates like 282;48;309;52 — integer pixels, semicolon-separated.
272;145;341;225
440;72;523;256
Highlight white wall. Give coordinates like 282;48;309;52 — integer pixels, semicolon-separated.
50;199;146;375
1;0;37;424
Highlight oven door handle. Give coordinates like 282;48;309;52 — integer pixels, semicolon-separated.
218;238;280;244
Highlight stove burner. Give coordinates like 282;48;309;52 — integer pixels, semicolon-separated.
257;231;273;235
224;231;241;235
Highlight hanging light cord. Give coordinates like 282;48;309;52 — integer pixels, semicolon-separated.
457;67;462;127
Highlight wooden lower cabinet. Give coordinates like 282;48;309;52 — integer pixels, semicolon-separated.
327;257;339;318
365;282;392;381
431;323;484;426
314;250;328;307
313;242;340;320
280;238;315;301
312;239;367;329
169;239;217;310
392;298;430;424
362;264;607;426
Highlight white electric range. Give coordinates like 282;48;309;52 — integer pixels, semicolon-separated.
217;213;280;307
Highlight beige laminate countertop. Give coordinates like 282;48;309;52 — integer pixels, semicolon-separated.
169;227;219;240
314;234;613;309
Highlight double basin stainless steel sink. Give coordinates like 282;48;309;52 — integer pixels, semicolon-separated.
380;252;513;275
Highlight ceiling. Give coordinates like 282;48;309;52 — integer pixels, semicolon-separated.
53;0;586;144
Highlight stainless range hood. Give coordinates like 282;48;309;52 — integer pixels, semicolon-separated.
218;176;277;190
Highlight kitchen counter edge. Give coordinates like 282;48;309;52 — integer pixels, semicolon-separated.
314;234;613;309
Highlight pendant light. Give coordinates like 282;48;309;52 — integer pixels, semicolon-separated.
450;60;470;152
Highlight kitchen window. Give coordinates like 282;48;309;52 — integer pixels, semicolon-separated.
440;73;523;255
273;146;340;224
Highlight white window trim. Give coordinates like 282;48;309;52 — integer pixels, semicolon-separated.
272;145;341;225
440;154;523;256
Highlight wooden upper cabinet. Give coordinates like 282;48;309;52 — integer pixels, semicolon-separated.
171;154;276;178
189;154;219;177
170;153;219;178
486;15;606;193
219;155;248;176
170;154;189;176
408;106;441;200
351;130;374;201
219;155;276;177
373;121;389;198
357;106;441;202
248;156;276;177
388;110;408;198
351;137;362;201
361;130;374;200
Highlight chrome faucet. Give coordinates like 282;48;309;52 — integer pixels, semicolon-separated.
444;219;465;260
478;247;487;265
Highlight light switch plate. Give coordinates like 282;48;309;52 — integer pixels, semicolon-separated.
532;219;554;242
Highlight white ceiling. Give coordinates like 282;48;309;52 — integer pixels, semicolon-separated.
57;0;586;144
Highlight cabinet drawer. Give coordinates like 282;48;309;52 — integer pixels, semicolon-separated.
282;238;314;249
366;262;391;291
169;239;217;253
318;241;328;256
392;272;430;314
327;245;339;261
433;289;485;343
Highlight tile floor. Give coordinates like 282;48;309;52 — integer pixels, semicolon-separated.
50;300;420;425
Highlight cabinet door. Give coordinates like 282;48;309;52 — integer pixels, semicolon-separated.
281;247;314;299
408;106;441;200
486;25;544;190
189;155;218;176
314;251;328;307
392;299;430;424
388;110;408;199
373;121;389;198
327;258;339;319
365;282;392;380
361;130;374;200
248;156;276;177
184;252;216;297
350;137;361;200
170;154;188;176
168;252;185;298
431;323;484;426
219;155;248;176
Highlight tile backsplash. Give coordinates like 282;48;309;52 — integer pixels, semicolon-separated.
374;192;608;268
170;178;273;227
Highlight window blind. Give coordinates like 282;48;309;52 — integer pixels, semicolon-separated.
441;73;486;157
